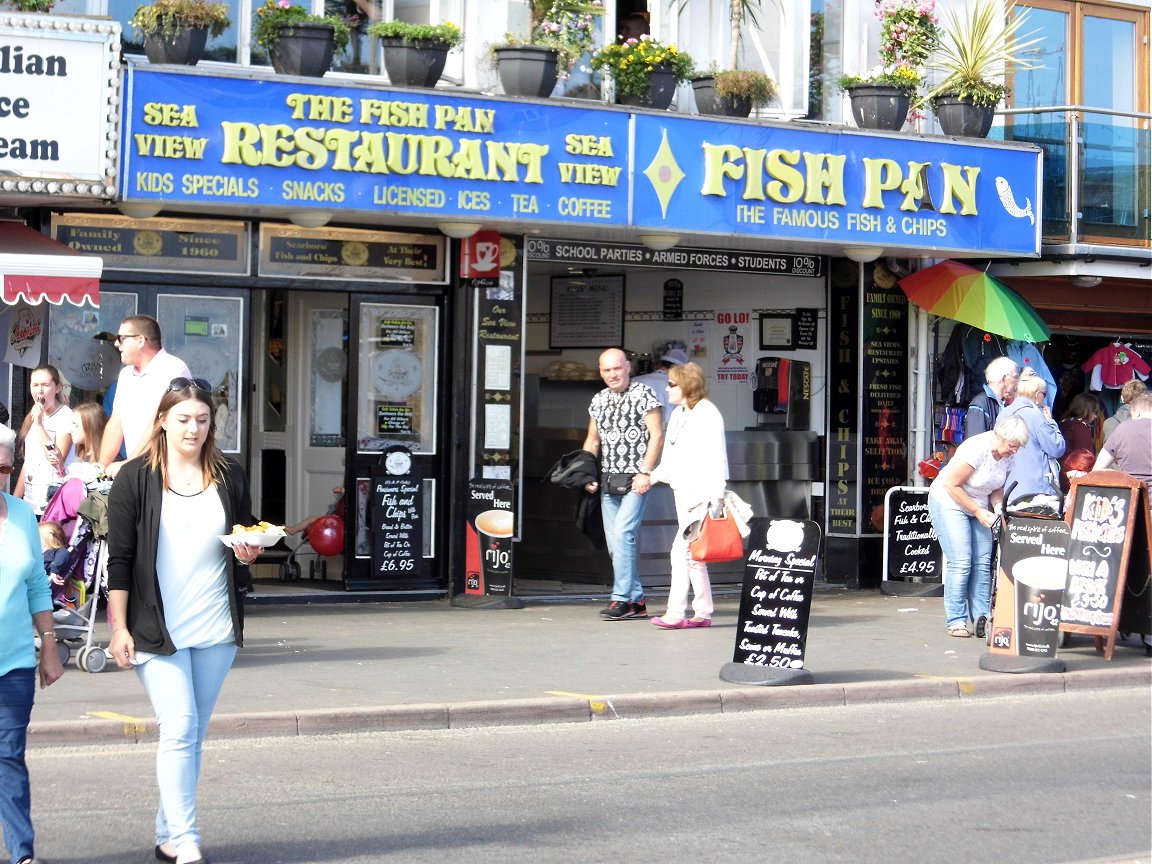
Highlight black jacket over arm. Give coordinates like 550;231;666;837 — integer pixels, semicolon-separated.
106;456;252;655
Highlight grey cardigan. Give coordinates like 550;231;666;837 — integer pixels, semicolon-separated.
106;456;252;655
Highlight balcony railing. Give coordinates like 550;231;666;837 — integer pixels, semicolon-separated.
990;105;1151;250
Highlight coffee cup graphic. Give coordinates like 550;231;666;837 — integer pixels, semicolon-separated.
475;508;514;594
1012;556;1067;657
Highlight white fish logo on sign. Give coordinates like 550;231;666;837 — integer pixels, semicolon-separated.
995;176;1035;225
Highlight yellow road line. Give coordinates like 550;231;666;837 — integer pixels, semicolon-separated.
914;674;977;694
87;710;151;736
545;690;615;716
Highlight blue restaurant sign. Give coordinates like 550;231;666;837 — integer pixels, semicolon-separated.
121;67;1043;257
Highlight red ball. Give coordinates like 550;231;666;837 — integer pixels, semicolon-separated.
309;515;344;556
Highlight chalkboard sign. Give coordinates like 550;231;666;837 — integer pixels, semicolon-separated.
881;487;944;596
369;475;423;579
730;518;820;669
1061;471;1152;660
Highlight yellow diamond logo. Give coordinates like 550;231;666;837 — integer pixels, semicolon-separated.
643;129;685;219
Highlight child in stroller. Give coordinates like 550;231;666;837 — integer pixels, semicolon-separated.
42;480;112;672
40;520;73;606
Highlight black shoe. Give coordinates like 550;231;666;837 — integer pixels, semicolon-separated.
600;600;629;618
975;615;988;639
604;601;648;621
155;846;177;864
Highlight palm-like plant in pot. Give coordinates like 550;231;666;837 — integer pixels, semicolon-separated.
925;0;1042;137
130;0;230;65
677;0;778;117
491;0;605;98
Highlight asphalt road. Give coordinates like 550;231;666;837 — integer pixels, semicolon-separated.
26;687;1150;864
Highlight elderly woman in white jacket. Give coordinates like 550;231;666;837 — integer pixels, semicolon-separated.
648;362;727;629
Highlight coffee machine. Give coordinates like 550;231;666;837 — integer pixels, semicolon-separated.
752;357;811;430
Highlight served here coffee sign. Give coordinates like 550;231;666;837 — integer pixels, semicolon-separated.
732;518;821;669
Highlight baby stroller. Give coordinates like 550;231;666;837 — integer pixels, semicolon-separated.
44;483;112;673
279;488;345;582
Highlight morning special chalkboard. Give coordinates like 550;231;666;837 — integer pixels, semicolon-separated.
369;473;423;580
1061;471;1152;660
727;518;821;679
881;486;944;597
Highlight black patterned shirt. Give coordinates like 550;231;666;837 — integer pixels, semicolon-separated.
588;382;661;473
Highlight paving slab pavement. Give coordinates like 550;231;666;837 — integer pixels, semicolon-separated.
28;587;1152;747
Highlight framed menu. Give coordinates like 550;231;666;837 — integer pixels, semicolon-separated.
356;303;438;454
549;275;624;348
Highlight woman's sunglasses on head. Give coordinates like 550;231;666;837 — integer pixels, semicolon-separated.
168;377;213;393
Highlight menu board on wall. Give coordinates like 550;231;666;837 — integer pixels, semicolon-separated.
549;275;624;348
357;303;438;453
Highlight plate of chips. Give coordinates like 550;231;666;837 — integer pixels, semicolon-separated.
219;522;287;548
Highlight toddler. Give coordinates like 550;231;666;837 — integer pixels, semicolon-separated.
39;520;73;605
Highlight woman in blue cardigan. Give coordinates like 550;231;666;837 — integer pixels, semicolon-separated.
106;379;259;864
0;424;64;864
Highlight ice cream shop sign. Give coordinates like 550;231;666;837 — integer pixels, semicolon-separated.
0;16;120;193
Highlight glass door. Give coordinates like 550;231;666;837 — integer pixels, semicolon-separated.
345;293;446;591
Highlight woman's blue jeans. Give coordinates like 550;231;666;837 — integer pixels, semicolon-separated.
0;666;36;863
929;497;993;628
136;642;237;851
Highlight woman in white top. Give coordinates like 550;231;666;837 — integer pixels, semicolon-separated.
107;377;260;864
13;365;75;515
928;414;1029;638
649;362;727;629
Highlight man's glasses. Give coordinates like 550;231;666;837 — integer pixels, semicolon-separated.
168;377;213;393
114;333;144;345
0;464;13;475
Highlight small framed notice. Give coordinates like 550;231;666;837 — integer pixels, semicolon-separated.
759;313;794;350
549;275;624;348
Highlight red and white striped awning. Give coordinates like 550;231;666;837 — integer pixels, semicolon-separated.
0;222;101;307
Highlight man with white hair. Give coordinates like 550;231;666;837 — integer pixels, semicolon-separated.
964;355;1019;438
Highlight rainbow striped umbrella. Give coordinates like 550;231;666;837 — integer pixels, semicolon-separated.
898;260;1051;342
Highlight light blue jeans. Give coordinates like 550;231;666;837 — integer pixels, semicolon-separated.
601;489;649;603
0;666;35;864
136;641;237;851
929;497;993;628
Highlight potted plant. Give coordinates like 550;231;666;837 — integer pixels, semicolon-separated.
254;0;351;78
693;67;777;118
838;0;940;130
130;0;230;66
683;0;778;118
590;35;695;110
925;0;1041;138
490;0;605;98
366;20;464;89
